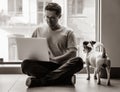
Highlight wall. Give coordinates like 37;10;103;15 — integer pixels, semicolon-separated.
102;0;120;67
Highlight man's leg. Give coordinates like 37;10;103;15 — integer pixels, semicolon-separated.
42;57;84;85
21;59;60;78
22;57;83;87
21;59;61;87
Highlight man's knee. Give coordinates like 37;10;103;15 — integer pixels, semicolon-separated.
76;57;83;65
21;59;31;74
71;57;84;70
21;59;29;68
66;57;83;74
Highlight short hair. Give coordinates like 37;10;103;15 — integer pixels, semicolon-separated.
45;2;61;16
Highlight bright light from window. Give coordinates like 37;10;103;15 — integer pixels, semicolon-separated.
0;0;96;62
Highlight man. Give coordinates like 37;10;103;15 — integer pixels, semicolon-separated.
21;2;83;87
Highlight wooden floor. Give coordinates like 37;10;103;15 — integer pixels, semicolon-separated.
0;74;120;92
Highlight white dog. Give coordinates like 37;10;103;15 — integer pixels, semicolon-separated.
83;41;111;85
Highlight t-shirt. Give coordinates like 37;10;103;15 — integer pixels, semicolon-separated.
32;24;77;58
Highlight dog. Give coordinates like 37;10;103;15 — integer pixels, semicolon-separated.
83;41;111;85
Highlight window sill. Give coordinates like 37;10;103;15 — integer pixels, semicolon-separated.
0;64;22;74
0;62;22;64
0;64;21;67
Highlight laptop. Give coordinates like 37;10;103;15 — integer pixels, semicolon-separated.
15;37;50;61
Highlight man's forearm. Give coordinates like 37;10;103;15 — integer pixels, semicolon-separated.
51;49;77;64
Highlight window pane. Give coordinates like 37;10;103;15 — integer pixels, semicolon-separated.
16;0;22;15
8;0;22;15
77;0;83;14
8;0;14;15
67;0;73;15
37;1;43;11
37;13;43;24
69;0;83;15
72;0;75;14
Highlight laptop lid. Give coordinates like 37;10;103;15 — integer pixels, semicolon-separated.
16;38;49;61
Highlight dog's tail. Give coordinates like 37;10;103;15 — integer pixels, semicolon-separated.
93;42;107;58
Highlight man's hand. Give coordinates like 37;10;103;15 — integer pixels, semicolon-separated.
49;48;77;64
49;57;58;64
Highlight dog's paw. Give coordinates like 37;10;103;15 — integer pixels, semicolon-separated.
107;81;111;86
97;81;101;85
87;77;90;80
94;76;97;80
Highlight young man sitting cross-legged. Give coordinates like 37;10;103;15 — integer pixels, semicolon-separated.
21;2;83;87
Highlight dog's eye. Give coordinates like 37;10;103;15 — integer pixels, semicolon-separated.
83;41;89;45
90;41;96;46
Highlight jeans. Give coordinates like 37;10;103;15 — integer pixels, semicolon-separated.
21;57;83;84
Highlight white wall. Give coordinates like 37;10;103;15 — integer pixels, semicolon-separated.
101;0;120;67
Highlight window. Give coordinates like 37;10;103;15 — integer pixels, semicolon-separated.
37;1;49;24
8;0;22;16
0;0;99;63
67;0;96;41
68;0;83;16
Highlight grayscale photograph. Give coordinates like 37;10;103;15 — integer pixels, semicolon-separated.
0;0;120;92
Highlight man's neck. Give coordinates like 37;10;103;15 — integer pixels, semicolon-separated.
50;24;61;31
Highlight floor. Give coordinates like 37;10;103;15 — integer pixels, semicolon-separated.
0;74;120;92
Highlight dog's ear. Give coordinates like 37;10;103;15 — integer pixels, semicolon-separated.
83;41;89;46
90;41;96;46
